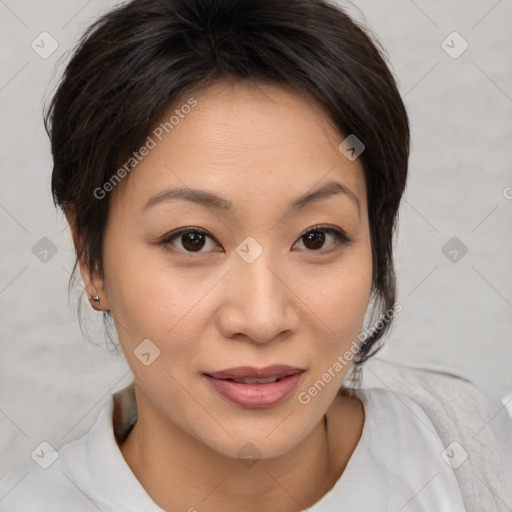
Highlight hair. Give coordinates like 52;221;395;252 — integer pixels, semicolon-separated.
45;0;409;387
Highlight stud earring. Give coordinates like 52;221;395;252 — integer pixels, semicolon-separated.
89;295;100;303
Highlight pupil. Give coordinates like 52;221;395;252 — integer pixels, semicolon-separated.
182;233;205;251
304;231;325;250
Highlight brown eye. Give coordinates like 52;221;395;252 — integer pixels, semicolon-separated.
160;225;352;258
295;226;352;253
162;228;219;256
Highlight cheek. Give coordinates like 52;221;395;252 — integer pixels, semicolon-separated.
102;231;217;363
296;245;372;339
293;250;372;409
296;246;372;399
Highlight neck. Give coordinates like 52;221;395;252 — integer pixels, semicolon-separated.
118;385;363;512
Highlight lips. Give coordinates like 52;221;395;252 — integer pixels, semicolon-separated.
204;364;304;380
203;365;305;409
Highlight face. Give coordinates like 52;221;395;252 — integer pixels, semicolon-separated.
82;81;372;459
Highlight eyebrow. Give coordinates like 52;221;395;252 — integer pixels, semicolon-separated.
142;180;360;217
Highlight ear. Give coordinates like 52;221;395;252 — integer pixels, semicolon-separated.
65;207;111;311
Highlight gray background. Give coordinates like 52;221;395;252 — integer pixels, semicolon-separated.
1;0;511;477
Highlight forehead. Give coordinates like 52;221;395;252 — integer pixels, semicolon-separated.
111;81;366;214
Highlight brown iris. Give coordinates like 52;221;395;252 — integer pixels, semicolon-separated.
181;232;207;252
302;231;325;250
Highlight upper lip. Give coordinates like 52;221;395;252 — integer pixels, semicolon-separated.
205;365;304;379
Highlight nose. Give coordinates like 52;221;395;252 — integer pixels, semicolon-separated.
217;249;299;344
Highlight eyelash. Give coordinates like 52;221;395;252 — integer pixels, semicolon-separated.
159;224;353;259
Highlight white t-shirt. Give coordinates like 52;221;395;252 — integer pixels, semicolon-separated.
0;387;467;511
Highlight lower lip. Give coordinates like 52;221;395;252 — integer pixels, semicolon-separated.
203;372;304;409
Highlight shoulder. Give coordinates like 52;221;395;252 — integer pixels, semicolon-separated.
324;387;468;511
354;386;444;450
358;358;512;508
0;386;150;512
360;357;512;442
0;450;91;511
0;399;115;512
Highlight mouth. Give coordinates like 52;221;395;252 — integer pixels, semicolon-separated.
203;365;305;409
214;376;288;384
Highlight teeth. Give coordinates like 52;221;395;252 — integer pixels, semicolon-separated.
233;376;282;384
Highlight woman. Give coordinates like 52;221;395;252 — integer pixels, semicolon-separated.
0;0;510;510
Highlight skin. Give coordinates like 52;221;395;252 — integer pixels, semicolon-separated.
69;80;373;512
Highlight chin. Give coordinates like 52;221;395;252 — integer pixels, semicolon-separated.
196;418;312;463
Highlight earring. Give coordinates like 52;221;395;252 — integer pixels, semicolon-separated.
89;295;100;303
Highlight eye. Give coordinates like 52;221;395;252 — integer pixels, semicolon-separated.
159;224;352;258
161;227;220;257
294;225;352;254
